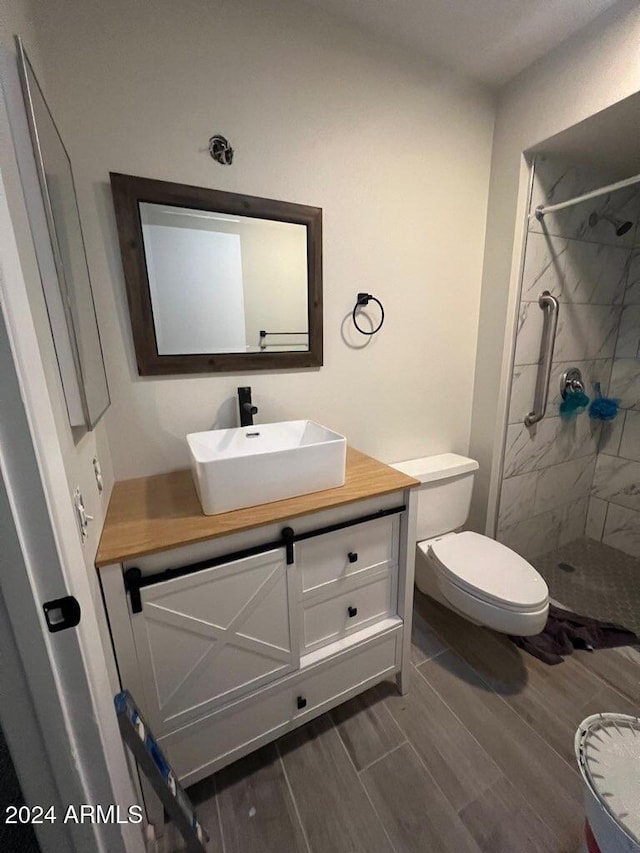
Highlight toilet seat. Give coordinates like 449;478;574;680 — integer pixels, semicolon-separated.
420;531;549;613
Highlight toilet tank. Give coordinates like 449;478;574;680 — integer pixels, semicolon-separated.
391;454;479;540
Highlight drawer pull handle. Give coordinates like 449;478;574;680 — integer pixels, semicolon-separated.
348;552;358;563
297;696;307;710
348;606;358;618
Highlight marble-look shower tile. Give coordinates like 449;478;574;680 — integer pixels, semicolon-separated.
550;358;612;418
563;240;630;304
503;419;557;477
497;507;564;560
553;304;621;362
598;411;625;456
553;415;600;468
497;471;538;529
609;359;640;410
624;251;640;303
529;157;578;206
520;233;566;302
513;301;545;366
505;358;606;427
602;503;640;559
615;304;640;358
619;410;640;462
504;359;609;427
572;184;640;248
585;496;608;541
529;156;640;247
592;454;640;512
534;456;596;515
512;301;619;367
529;158;594;240
508;364;538;425
559;496;589;546
503;416;599;477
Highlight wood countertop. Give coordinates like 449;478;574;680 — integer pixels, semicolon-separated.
95;447;418;567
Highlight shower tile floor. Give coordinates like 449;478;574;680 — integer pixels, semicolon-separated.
533;537;640;636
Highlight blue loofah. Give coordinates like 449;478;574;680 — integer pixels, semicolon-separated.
588;382;620;421
559;389;590;421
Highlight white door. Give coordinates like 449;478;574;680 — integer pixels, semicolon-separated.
131;549;297;734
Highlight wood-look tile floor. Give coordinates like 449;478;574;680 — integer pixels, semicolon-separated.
180;591;640;853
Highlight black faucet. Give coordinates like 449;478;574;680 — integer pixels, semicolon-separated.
238;387;258;427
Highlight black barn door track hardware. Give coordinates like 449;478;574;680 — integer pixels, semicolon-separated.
123;504;406;613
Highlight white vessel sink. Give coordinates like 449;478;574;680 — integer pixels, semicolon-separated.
187;420;347;515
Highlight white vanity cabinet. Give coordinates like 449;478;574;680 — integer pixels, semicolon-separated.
97;450;417;787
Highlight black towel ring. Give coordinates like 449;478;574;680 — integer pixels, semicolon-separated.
352;293;385;336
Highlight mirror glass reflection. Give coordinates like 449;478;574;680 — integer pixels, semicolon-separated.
139;202;309;355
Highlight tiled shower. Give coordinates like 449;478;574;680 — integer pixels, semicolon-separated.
497;156;640;561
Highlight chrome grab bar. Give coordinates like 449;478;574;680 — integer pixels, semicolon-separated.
524;291;560;426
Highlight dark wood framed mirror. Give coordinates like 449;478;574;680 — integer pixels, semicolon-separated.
110;173;323;374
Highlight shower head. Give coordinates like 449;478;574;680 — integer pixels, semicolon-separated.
615;219;634;236
588;211;634;237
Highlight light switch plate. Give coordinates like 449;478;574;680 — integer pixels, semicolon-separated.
73;487;93;541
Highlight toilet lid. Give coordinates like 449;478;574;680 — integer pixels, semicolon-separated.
426;532;549;611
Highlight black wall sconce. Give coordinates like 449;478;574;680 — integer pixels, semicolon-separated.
209;134;234;165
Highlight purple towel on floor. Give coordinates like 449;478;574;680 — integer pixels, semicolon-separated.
509;604;639;665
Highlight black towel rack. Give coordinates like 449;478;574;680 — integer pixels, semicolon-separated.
259;330;308;350
351;293;384;336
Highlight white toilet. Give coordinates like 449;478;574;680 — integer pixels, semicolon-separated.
392;453;549;636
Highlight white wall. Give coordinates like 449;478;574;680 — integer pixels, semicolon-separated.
0;0;38;64
0;0;115;574
469;0;640;532
30;0;495;479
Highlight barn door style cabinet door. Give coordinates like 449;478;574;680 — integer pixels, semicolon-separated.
97;457;418;787
128;549;298;737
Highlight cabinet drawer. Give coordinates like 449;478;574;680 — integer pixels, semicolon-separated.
302;569;396;652
293;628;399;718
296;515;399;593
161;628;400;784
